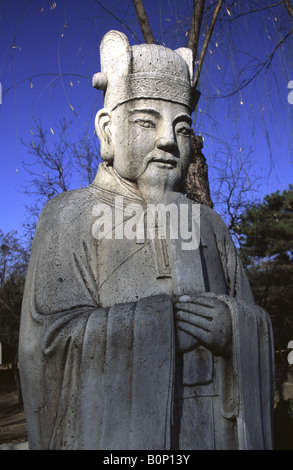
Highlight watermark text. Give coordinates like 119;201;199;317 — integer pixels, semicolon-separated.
288;340;293;365
92;196;200;251
288;80;293;105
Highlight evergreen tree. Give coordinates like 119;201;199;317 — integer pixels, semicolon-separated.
235;186;293;390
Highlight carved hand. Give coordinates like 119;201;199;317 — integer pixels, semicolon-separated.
174;293;232;356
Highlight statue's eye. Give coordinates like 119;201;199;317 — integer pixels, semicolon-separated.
176;125;191;136
135;119;156;129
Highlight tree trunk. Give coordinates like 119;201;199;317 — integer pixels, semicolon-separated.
186;132;213;208
132;0;155;44
188;0;205;62
193;0;224;88
283;0;293;19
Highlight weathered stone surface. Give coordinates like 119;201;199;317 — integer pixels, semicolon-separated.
19;30;274;450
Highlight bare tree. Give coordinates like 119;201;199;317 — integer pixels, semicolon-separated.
22;119;101;228
22;118;73;201
210;150;263;238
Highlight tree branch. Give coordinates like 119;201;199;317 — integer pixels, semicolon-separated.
2;73;90;100
94;0;142;44
193;0;224;88
188;0;205;61
132;0;155;44
216;28;293;98
283;0;293;19
223;2;283;22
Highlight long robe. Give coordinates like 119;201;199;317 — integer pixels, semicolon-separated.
19;162;274;450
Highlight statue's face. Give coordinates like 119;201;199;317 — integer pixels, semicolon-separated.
109;98;191;192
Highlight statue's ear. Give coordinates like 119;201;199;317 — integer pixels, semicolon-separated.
95;109;114;163
175;47;194;83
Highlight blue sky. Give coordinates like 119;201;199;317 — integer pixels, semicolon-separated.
0;0;292;240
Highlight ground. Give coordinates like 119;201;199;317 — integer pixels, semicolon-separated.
0;368;27;448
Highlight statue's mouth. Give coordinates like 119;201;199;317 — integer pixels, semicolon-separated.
151;157;177;168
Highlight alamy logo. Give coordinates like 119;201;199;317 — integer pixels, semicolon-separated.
288;340;293;365
288;81;293;105
91;196;201;251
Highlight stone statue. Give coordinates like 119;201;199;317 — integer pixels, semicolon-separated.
19;31;274;450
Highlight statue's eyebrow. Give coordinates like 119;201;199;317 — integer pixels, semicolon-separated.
127;107;161;118
174;113;192;126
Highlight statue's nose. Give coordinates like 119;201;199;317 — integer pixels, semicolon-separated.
156;133;178;152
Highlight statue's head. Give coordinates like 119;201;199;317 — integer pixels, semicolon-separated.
93;31;199;193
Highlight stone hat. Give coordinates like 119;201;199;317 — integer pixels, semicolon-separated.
92;30;200;112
